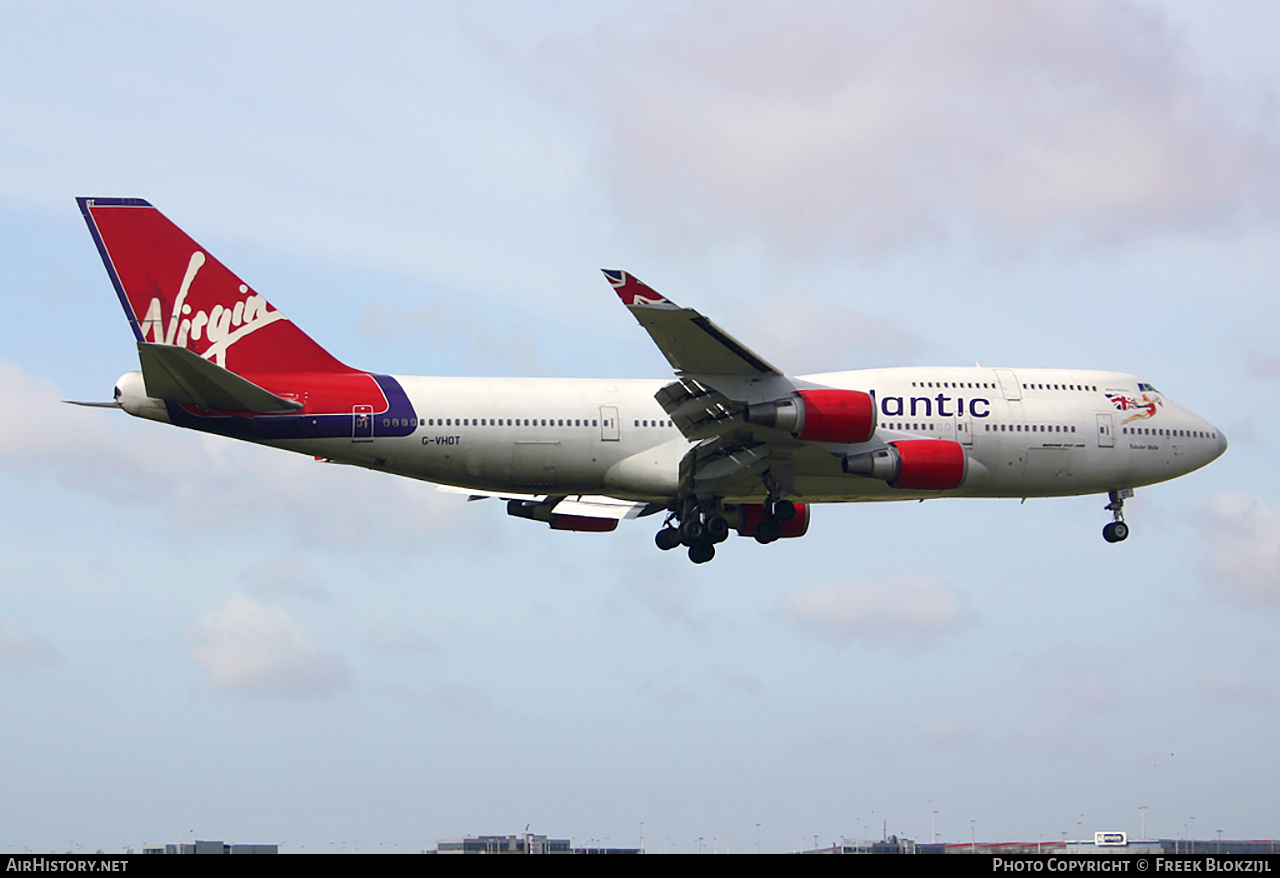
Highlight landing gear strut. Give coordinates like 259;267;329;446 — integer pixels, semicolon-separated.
1102;489;1132;543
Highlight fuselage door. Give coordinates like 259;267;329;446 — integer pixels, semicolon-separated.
353;405;373;442
599;405;620;441
956;410;974;446
1096;413;1115;448
995;369;1022;401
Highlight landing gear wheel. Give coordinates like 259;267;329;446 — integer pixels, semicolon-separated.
706;515;730;544
1102;521;1129;543
679;518;706;547
688;541;716;564
755;517;782;545
655;527;681;551
774;500;796;522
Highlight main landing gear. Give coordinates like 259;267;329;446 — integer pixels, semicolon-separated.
1103;488;1133;543
654;502;730;564
654;494;799;564
752;498;795;546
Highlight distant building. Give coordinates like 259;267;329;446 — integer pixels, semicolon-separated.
435;834;571;854
142;840;277;854
432;834;638;854
804;834;1280;856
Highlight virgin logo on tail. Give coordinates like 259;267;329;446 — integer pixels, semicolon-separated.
80;197;357;376
137;250;287;367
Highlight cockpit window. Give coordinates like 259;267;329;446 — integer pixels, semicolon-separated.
1137;382;1159;392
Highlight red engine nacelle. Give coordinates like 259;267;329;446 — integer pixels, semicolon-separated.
731;503;811;539
842;439;967;490
744;389;875;444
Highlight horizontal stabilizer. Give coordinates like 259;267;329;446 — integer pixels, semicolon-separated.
63;400;123;409
137;343;303;413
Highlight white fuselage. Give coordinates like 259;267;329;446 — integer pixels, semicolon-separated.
251;366;1225;504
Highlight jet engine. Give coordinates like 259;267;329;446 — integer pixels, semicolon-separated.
842;439;968;490
743;389;875;444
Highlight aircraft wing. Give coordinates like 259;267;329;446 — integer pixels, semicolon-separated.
435;485;656;519
605;270;851;500
603;270;783;376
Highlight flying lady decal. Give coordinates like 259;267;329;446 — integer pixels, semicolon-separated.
1107;392;1162;424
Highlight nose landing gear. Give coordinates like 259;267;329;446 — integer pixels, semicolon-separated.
1103;489;1133;543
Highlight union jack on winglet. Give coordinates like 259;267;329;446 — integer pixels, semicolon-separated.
603;269;679;309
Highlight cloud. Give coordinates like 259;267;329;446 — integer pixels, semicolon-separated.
430;683;490;716
359;301;545;375
0;359;473;552
779;576;976;650
187;593;350;699
1197;491;1280;607
571;1;1280;256
624;576;700;627
638;680;700;711
1195;674;1276;705
1014;644;1123;755
742;299;927;373
368;623;438;657
1246;352;1280;378
0;619;60;670
919;719;971;748
242;556;330;602
716;668;765;700
1023;645;1121;715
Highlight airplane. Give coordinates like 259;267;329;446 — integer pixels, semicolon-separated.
74;197;1228;564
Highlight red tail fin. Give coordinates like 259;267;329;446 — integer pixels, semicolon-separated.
78;198;353;375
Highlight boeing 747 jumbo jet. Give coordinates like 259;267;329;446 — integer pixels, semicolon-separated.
76;198;1227;563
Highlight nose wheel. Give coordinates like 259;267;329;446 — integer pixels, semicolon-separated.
1103;521;1129;543
1102;489;1132;543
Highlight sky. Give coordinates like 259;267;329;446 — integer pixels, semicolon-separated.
1;0;1279;854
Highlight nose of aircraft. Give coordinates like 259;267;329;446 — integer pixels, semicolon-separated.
1216;426;1229;459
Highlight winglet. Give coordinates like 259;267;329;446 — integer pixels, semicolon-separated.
601;270;783;376
602;270;680;309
